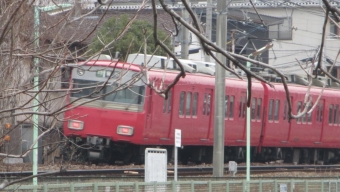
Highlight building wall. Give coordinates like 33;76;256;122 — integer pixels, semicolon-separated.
243;7;339;76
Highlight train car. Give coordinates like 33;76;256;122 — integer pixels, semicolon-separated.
63;55;340;164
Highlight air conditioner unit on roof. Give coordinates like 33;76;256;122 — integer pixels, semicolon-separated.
126;53;196;73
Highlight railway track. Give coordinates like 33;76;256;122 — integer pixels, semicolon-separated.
2;165;340;178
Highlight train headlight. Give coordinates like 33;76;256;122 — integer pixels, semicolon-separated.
117;125;134;136
68;120;84;130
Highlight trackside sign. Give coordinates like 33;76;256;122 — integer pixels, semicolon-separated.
175;129;181;147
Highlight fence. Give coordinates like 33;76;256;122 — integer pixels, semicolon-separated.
5;179;340;192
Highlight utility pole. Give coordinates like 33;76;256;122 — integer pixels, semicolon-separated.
181;0;190;59
245;42;273;182
205;0;212;62
32;3;73;188
74;0;82;17
213;0;227;177
33;3;39;188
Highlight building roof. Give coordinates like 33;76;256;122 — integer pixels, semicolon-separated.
198;9;284;26
80;0;340;10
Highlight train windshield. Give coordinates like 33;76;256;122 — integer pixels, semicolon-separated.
71;80;145;105
70;66;146;106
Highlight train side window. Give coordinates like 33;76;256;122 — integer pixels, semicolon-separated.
179;92;185;116
268;99;274;121
207;94;211;115
229;96;234;118
316;104;320;122
301;103;306;123
251;98;256;120
168;91;172;113
257;98;262;120
338;106;340;125
338;105;340;125
225;95;229;118
163;99;167;113
203;93;211;116
297;101;302;123
203;93;207;115
192;93;198;116
239;97;246;118
163;90;171;113
283;101;287;120
243;98;246;118
329;104;333;124
307;102;313;123
334;105;339;124
186;92;192;116
320;103;324;122
274;100;280;121
239;97;243;118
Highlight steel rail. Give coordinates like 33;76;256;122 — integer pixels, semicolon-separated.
1;165;339;178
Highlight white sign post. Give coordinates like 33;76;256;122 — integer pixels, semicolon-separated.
174;129;181;181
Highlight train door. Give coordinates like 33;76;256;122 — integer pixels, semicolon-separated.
317;99;325;143
144;89;172;140
260;88;290;147
169;87;210;144
144;89;153;138
235;91;247;142
225;90;247;143
288;97;322;145
203;89;213;141
280;99;291;143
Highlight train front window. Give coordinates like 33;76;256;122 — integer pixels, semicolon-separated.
104;84;145;104
71;79;105;98
71;79;145;105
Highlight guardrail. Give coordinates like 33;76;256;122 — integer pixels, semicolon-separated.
5;179;340;191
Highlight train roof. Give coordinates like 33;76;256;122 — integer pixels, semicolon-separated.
79;59;340;96
80;60;142;72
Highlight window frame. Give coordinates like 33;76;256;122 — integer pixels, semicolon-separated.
268;17;292;40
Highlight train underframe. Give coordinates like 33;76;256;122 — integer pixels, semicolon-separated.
63;136;340;165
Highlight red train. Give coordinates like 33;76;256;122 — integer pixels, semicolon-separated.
63;56;340;164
